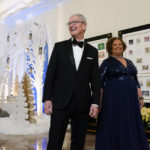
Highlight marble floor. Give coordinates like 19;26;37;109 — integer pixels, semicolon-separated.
0;131;95;150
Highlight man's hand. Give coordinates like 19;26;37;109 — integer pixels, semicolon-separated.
89;105;99;118
44;100;53;115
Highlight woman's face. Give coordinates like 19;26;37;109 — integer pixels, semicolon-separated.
111;39;124;56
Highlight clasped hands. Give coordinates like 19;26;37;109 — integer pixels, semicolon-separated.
89;105;99;118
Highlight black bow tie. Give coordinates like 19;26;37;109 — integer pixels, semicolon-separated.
72;39;84;48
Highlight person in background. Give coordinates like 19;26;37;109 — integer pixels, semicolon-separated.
43;13;100;150
95;37;149;150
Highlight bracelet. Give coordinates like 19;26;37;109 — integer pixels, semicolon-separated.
139;97;144;100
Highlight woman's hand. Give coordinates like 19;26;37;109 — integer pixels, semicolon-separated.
139;99;144;109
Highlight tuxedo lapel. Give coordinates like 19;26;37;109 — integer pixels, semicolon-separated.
65;39;76;71
78;43;88;71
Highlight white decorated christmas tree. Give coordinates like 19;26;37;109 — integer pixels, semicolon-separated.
12;83;28;124
13;75;19;96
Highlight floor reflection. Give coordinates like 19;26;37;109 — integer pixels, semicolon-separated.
0;133;48;150
0;132;96;150
34;137;47;150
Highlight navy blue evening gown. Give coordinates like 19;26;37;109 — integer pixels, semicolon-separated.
95;57;149;150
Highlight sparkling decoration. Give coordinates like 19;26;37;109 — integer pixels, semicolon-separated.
0;21;49;118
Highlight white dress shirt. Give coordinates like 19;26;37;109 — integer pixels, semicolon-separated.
72;39;99;108
72;41;84;70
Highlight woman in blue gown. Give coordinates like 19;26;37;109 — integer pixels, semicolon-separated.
95;37;149;150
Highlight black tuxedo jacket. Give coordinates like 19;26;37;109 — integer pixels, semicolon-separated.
42;39;101;111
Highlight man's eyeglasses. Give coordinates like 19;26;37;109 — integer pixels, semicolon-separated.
66;20;83;26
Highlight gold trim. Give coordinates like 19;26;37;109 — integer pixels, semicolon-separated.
145;130;150;133
147;139;150;142
87;129;96;133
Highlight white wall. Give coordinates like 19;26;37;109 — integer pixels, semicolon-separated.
36;0;150;44
1;0;150;55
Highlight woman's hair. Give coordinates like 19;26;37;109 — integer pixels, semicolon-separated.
106;37;127;55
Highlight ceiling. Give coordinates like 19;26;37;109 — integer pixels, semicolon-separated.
0;0;69;24
0;0;41;18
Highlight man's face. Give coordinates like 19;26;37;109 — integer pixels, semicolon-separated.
68;16;86;39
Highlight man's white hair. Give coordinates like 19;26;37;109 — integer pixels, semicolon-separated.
69;13;87;25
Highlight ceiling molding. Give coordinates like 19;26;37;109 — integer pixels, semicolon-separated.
0;0;42;19
0;0;71;26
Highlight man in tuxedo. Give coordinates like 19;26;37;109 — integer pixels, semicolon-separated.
43;13;100;150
